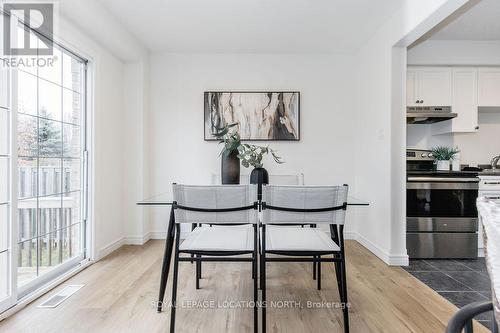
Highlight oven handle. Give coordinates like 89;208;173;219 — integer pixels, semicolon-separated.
407;177;480;182
407;181;479;190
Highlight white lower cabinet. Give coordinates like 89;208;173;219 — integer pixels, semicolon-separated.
478;175;500;254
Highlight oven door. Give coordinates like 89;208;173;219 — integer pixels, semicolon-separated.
406;179;479;218
406;178;479;258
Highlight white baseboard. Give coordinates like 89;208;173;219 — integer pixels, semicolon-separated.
344;231;408;266
124;233;151;245
148;231;167;240
123;230;188;246
146;230;189;240
96;237;126;260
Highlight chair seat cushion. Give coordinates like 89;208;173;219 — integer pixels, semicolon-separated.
180;225;254;252
264;226;340;252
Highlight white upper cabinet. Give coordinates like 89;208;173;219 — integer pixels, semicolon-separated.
450;67;478;133
478;68;500;107
407;67;453;107
417;67;453;106
431;68;479;135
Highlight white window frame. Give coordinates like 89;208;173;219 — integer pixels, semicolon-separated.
0;9;94;313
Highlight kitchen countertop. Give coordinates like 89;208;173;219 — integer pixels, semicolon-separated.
479;170;500;176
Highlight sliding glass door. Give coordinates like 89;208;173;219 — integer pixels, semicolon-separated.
0;55;14;314
1;15;88;310
0;9;15;313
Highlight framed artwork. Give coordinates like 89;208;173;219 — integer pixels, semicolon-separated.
204;91;300;141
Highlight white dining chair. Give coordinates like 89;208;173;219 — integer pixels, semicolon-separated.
260;185;350;333
169;184;259;333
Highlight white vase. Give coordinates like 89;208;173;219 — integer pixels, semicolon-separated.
436;160;450;171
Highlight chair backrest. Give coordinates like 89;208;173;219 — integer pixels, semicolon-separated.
269;173;304;185
261;185;348;225
211;173;304;185
172;184;257;224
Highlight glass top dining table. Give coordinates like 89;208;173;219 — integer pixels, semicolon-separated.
137;189;368;313
137;192;369;206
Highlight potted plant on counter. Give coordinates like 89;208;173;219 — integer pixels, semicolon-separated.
431;146;460;171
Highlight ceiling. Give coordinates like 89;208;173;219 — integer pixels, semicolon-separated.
99;0;403;53
430;0;500;40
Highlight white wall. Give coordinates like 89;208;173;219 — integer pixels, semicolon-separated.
408;40;500;65
455;113;500;165
407;39;500;165
123;61;151;244
354;0;468;265
55;14;149;259
146;1;471;266
148;53;358;235
407;125;453;148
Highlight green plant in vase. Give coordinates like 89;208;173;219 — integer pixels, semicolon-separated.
431;146;460;171
237;144;283;168
213;123;241;157
237;143;284;186
213;123;242;184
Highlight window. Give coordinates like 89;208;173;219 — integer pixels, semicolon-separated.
0;57;11;307
15;26;87;289
0;15;88;310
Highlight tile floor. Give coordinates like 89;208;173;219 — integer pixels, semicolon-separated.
404;258;495;331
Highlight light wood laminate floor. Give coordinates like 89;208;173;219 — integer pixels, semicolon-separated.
0;240;488;333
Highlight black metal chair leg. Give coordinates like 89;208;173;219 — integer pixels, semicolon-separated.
169;227;181;333
317;256;321;290
340;258;349;333
313;257;317;280
261;226;267;333
196;254;201;289
253;225;258;333
158;208;175;313
252;254;255;280
334;261;342;300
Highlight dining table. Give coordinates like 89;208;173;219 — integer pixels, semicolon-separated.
137;191;369;312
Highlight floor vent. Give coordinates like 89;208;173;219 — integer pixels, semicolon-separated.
38;285;85;308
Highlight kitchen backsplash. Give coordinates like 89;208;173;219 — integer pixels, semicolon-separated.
407;112;500;166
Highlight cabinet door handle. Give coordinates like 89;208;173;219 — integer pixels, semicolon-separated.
484;182;500;185
485;196;500;200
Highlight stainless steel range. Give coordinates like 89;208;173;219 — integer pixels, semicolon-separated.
406;148;480;259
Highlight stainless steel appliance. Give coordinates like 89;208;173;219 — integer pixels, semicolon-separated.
406;149;479;259
406;106;457;124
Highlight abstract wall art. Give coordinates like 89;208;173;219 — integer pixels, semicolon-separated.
204;91;300;141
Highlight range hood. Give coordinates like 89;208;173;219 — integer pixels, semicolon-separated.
407;106;457;124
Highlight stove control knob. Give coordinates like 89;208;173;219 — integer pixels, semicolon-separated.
427;153;433;158
421;153;427;158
